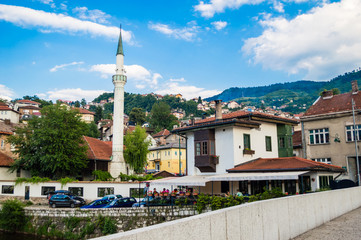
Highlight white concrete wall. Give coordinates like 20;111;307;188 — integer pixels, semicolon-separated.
0;181;156;200
216;127;234;174
91;186;361;240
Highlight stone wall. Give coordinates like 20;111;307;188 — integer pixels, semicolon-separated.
23;205;206;238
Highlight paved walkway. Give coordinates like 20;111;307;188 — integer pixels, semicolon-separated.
293;207;361;240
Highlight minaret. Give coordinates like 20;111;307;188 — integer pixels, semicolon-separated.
109;26;128;177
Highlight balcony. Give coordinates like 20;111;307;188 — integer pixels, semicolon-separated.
195;155;219;172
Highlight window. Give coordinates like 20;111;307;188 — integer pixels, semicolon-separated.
97;187;114;197
346;125;361;142
309;128;329;144
319;176;333;189
175;151;177;156
279;137;285;148
16;169;21;177
243;134;251;149
41;186;55;195
265;136;272;151
155;162;160;171
202;142;208;155
1;140;4;150
2;185;14;194
312;158;332;164
195;141;214;156
68;187;84;196
168;162;170;167
196;142;201;156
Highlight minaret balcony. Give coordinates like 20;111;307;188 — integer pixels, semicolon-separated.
112;74;127;83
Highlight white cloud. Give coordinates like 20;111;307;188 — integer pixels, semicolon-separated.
195;0;265;18
49;61;84;72
0;84;15;101
243;0;361;80
155;82;221;100
45;88;109;102
90;64;161;88
170;78;186;82
72;7;110;24
37;0;55;8
211;20;228;30
272;1;284;13
148;21;200;41
0;4;134;44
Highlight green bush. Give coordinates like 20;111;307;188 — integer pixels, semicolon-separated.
63;216;81;230
102;217;117;235
0;199;28;232
93;170;114;181
195;194;210;213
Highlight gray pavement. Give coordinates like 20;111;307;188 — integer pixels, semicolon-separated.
293;207;361;240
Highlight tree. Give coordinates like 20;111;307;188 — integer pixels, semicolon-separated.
74;100;80;108
149;102;178;132
197;96;202;103
7;104;88;179
129;107;146;125
94;106;103;123
81;98;87;107
85;122;100;138
123;126;150;173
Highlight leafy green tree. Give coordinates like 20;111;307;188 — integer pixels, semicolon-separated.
94;106;103;123
149;102;178;132
332;88;341;95
129;107;146;125
85;122;100;138
74;100;80;107
197;96;202;103
7;104;88;179
123;126;150;173
81;98;87;107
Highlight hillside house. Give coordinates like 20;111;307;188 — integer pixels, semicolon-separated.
300;80;361;183
0;103;20;124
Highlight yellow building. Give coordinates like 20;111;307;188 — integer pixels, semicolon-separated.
147;143;186;175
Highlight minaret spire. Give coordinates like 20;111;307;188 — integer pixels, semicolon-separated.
116;24;124;56
109;24;128;178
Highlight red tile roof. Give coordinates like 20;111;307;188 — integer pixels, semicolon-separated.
0;152;13;167
74;108;95;115
83;136;112;161
293;131;302;147
304;91;361;117
0;121;16;134
227;157;344;173
195;110;297;125
16;100;40;105
152;129;170;138
0;105;18;113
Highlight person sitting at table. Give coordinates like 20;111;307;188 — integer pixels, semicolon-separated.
236;189;243;197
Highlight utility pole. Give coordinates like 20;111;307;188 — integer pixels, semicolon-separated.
352;98;361;186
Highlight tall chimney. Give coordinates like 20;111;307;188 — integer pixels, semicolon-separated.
215;100;222;120
352;80;359;94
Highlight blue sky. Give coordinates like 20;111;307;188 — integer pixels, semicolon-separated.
0;0;359;102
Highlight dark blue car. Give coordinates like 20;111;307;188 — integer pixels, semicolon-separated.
80;199;110;209
132;196;153;207
103;197;137;208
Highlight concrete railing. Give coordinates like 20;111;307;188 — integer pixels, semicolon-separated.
91;186;361;240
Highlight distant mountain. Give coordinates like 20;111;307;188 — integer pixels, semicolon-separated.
205;69;361;114
206;69;361;102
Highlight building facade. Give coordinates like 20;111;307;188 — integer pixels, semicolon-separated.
301;81;361;182
147;143;186;175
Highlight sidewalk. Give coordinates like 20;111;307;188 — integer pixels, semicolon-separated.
293;207;361;240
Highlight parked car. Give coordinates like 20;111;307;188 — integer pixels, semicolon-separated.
100;194;123;202
49;194;82;208
103;197;137;208
80;199;110;209
47;190;85;205
132;196;153;207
